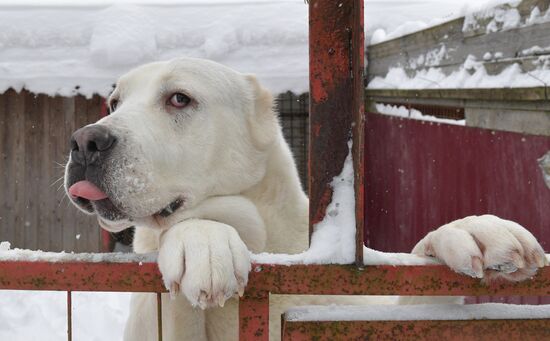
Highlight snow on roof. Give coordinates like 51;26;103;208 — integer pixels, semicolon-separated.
0;1;308;97
0;0;501;98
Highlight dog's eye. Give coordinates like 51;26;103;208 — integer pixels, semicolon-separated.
109;100;119;113
168;93;191;108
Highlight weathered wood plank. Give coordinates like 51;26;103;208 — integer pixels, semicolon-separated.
49;95;66;252
365;87;548;102
367;0;550;82
12;90;26;249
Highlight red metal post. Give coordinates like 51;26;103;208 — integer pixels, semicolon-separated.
350;0;365;266
239;291;269;341
309;0;366;266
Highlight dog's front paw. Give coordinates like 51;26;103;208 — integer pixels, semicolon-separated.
157;219;251;309
413;215;548;282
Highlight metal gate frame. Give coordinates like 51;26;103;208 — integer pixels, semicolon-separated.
0;1;549;340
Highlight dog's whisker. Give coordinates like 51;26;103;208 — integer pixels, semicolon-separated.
57;182;65;192
50;176;64;187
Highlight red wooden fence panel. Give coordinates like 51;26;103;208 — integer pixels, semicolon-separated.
364;113;550;253
364;113;550;304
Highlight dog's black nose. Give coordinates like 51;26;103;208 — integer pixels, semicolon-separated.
70;125;116;165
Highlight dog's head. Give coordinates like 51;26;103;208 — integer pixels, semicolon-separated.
64;58;278;232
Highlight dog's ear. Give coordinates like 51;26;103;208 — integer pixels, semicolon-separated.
245;74;279;150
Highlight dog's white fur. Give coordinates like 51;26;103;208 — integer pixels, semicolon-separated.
64;58;547;340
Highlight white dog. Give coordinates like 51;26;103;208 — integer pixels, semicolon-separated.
64;57;547;340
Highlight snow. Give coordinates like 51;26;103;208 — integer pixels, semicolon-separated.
252;142;356;265
463;1;550;34
369;0;519;45
539;151;550;189
375;103;466;126
285;303;550;322
521;45;550;57
0;290;132;341
0;0;519;98
368;55;550;90
0;242;156;263
0;1;309;97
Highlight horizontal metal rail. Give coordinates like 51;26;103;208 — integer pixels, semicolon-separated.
1;260;550;340
281;319;550;340
1;261;550;296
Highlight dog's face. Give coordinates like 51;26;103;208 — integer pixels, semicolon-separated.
64;58;278;232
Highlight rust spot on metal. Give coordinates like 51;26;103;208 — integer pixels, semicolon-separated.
239;291;269;341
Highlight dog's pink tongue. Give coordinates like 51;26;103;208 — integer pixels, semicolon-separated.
69;180;108;201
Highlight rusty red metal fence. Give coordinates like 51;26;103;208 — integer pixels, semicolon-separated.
1;261;550;340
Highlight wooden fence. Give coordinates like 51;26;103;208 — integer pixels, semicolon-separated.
0;90;101;252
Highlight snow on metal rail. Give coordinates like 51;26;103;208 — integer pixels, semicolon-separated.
0;260;550;340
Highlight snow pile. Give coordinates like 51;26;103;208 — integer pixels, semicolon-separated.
463;2;550;33
368;54;550;90
520;45;550;57
253;142;356;265
375;103;466;126
369;0;515;44
539;151;550;189
0;241;156;263
285;303;550;322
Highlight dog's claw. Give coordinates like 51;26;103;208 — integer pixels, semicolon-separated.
487;263;518;274
198;291;208;310
217;294;225;307
170;282;180;300
535;252;548;267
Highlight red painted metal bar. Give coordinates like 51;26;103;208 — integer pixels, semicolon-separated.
239;291;270;341
67;291;72;341
281;319;550;340
1;261;549;297
350;0;365;266
308;0;365;266
157;292;163;341
0;261;165;292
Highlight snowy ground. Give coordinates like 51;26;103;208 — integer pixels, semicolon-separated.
0;290;132;341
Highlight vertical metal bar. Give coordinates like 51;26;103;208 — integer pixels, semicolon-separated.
67;291;72;341
351;0;365;266
308;0;365;265
239;291;269;341
157;292;163;341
